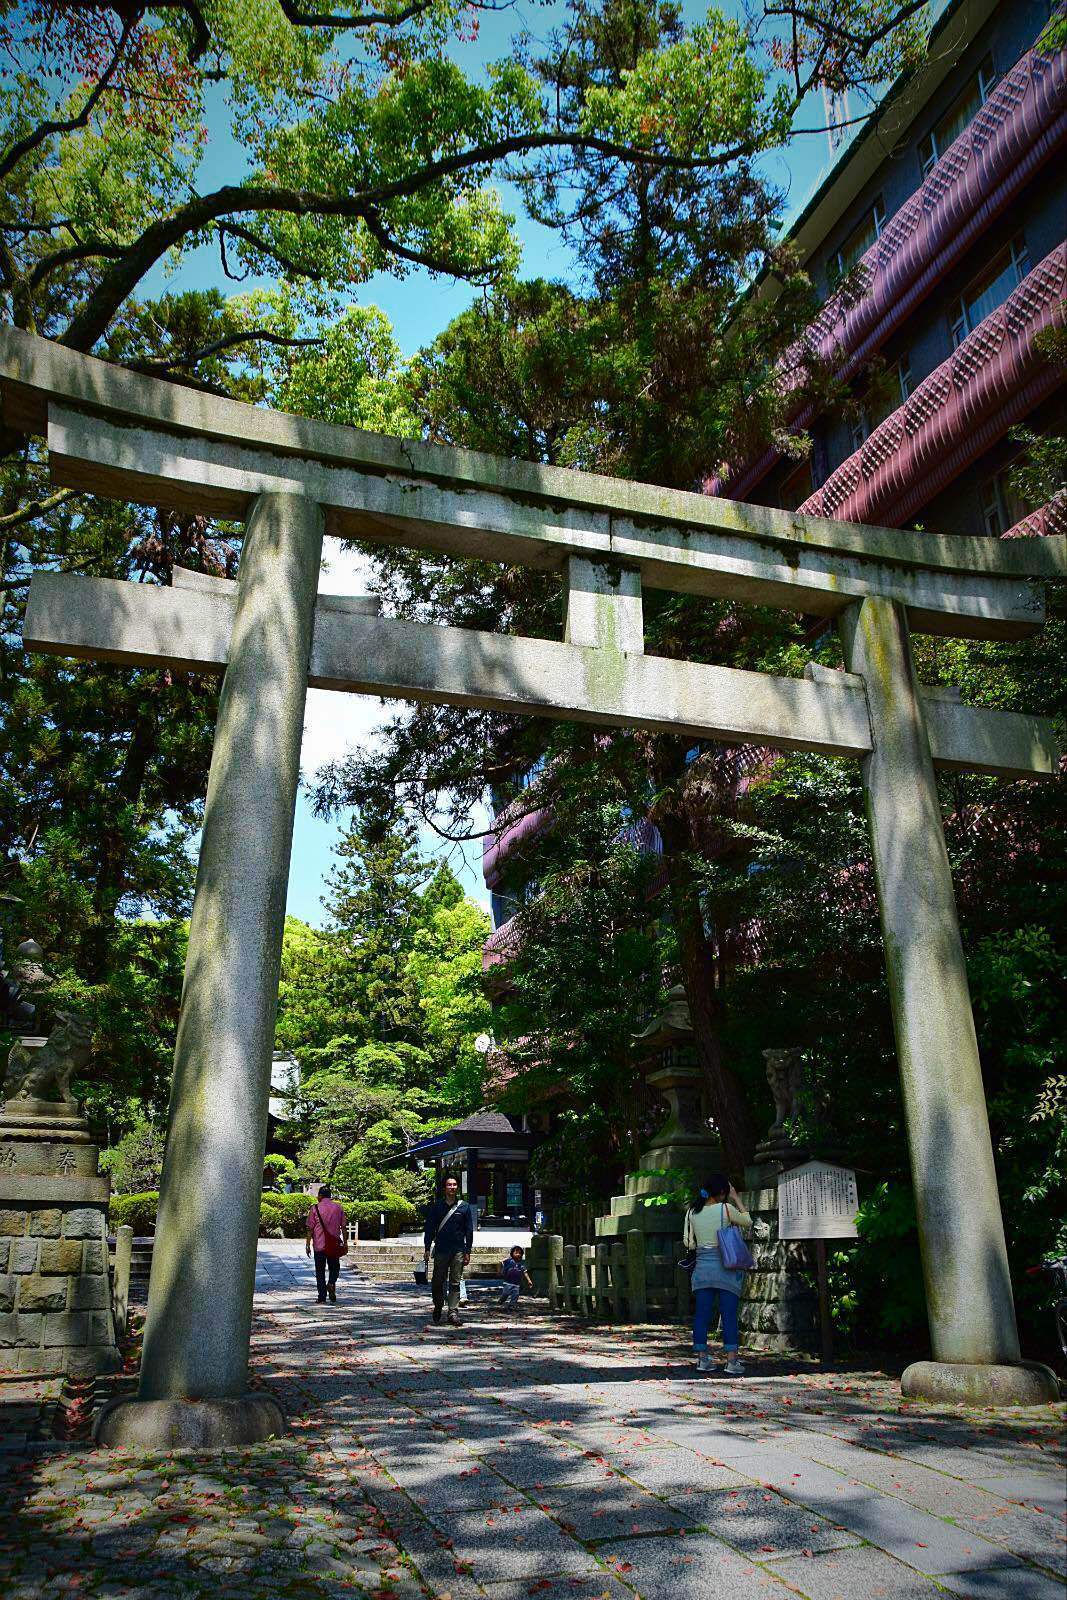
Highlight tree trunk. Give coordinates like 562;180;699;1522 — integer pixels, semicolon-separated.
659;815;754;1178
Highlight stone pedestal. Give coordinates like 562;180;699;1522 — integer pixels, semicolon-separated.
739;1150;819;1354
597;1065;722;1241
0;1093;119;1376
595;1064;721;1307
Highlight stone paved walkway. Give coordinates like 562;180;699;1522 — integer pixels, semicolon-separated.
0;1239;1063;1599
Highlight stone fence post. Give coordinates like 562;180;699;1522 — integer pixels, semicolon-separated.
112;1225;133;1339
547;1234;563;1312
626;1229;647;1322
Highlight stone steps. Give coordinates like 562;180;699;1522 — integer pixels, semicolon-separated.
346;1248;506;1281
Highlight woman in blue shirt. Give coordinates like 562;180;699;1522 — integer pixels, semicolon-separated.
684;1173;752;1375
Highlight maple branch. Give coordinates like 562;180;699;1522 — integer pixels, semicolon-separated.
361;207;497;282
59;129;755;351
0;16;137;184
279;0;512;26
219;220;330;283
127;329;325;373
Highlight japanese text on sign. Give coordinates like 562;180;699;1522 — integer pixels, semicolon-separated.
779;1160;859;1240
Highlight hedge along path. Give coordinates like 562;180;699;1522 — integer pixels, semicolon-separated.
2;326;1064;1438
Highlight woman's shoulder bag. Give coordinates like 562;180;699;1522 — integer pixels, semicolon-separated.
716;1202;754;1271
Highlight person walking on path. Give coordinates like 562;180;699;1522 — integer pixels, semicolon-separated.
496;1245;533;1310
306;1184;348;1305
423;1175;473;1326
685;1173;752;1375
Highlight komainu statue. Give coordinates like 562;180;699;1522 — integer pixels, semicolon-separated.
2;1012;91;1106
762;1046;804;1139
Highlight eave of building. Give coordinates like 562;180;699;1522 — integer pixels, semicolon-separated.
723;34;1067;499
755;0;1001;298
798;244;1066;527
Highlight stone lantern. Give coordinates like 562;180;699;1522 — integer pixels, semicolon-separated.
631;985;722;1173
593;985;721;1249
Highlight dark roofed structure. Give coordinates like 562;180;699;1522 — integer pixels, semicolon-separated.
407;1109;539;1228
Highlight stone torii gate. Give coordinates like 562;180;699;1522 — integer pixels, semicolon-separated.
2;328;1062;1443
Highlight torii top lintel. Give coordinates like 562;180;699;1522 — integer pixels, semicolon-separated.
1;327;1063;642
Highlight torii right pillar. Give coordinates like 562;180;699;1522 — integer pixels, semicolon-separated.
840;597;1057;1405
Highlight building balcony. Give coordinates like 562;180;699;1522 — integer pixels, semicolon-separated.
717;37;1067;500
482;795;553;892
798;243;1066;528
1002;492;1067;540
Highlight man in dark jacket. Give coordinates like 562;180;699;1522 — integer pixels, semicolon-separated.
423;1175;474;1326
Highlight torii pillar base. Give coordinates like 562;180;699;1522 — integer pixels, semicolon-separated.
93;1392;285;1449
902;1360;1060;1407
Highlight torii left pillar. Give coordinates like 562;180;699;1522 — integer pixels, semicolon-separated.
95;492;323;1448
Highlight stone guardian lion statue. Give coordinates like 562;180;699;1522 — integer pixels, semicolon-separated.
2;1012;92;1106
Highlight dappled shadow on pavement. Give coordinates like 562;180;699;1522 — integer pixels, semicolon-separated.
0;1240;1062;1600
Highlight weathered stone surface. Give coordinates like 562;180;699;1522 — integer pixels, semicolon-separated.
62;1206;103;1238
841;597;1020;1367
744;1271;818;1305
87;1310;115;1344
93;1393;286;1448
0;1239;8;1270
41;1310;89;1345
82;1238;105;1274
38;1238;82;1274
0;1274;15;1312
18;1276;66;1312
901;1360;1060;1407
28;1208;61;1237
0;1209;26;1235
137;492;322;1411
15;1312;43;1344
11;1239;37;1273
69;1275;108;1310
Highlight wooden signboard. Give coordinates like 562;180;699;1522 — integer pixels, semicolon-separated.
779;1159;859;1241
778;1160;859;1365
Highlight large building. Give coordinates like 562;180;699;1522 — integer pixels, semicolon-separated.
482;0;1065;992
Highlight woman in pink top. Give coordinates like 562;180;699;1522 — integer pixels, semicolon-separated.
305;1185;348;1304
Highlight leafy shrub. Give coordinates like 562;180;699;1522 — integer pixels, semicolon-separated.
101;1123;166;1193
258;1192;314;1237
347;1193;418;1232
850;1181;926;1342
109;1192;159;1234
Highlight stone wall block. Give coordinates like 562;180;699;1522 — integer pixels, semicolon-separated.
0;1309;16;1344
28;1209;61;1238
0;1240;10;1271
15;1313;44;1345
0;1210;26;1236
87;1310;115;1345
17;1275;66;1312
11;1239;38;1273
62;1208;102;1239
17;1347;57;1373
69;1276;108;1311
42;1310;89;1346
744;1271;818;1306
81;1239;105;1274
38;1240;82;1275
0;1275;14;1313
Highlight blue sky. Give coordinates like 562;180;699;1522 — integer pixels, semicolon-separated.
153;1;877;927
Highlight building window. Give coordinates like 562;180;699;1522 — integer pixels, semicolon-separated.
777;459;813;510
919;53;996;177
980;467;1028;536
846;357;913;455
950;237;1030;347
830;196;886;286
